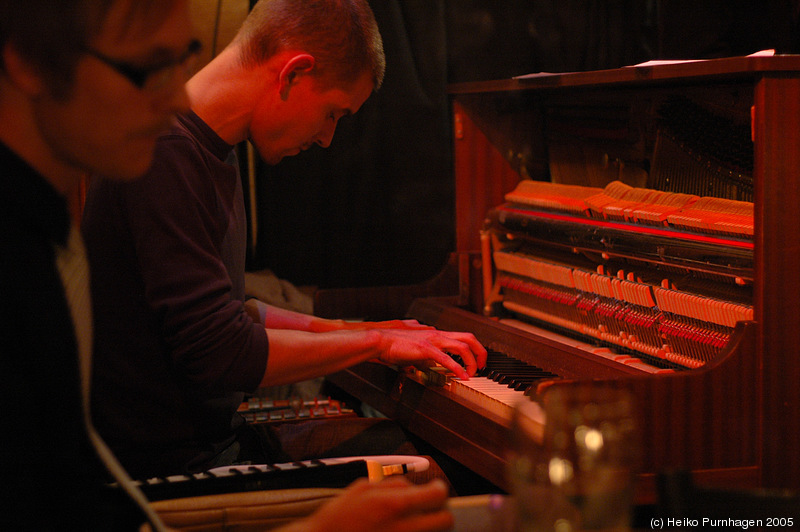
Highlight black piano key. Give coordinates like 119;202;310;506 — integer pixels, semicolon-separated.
449;348;561;400
476;350;560;393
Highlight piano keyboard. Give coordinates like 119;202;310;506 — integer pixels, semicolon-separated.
448;377;534;422
476;351;560;392
424;350;556;422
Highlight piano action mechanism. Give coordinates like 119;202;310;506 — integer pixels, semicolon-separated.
316;56;800;497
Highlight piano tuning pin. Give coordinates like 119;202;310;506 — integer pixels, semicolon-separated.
289;396;303;413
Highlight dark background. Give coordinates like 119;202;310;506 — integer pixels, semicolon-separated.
245;0;800;289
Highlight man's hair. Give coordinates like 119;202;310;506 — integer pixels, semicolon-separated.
234;0;385;90
0;0;178;95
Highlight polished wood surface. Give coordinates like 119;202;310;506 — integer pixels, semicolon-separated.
447;55;800;94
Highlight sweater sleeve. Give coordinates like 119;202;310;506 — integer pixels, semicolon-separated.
120;133;268;396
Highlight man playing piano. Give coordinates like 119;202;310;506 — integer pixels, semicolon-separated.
82;0;486;486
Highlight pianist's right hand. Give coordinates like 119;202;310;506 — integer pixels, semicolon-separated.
262;326;486;385
373;328;487;379
277;477;453;532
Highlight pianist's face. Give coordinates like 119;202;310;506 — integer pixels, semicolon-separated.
249;69;374;165
30;0;193;181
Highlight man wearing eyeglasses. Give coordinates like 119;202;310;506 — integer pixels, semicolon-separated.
1;0;462;529
83;0;485;490
0;0;196;529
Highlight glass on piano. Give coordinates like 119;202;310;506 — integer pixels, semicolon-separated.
508;385;640;532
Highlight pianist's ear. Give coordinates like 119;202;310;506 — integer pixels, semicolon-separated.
1;43;45;96
278;54;315;101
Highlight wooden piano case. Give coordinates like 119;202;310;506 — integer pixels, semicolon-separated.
316;56;800;496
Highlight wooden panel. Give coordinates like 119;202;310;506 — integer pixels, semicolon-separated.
453;100;523;255
754;74;800;489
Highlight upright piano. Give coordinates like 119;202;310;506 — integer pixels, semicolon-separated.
314;56;800;498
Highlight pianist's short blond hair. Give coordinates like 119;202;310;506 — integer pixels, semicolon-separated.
233;0;386;91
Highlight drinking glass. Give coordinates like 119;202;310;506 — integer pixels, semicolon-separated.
508;385;640;532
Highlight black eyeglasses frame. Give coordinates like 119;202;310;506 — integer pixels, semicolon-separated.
83;39;202;90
